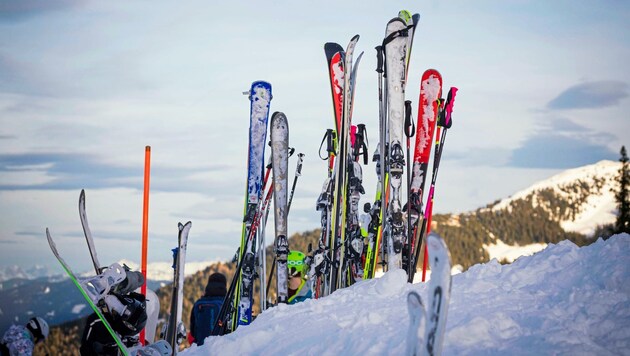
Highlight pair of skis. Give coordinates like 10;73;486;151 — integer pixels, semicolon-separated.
216;81;294;335
47;190;174;355
315;34;367;295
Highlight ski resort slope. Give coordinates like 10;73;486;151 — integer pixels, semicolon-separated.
184;234;630;355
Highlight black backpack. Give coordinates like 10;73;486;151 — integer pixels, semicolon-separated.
191;296;223;345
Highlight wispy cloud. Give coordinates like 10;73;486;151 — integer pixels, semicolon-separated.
0;152;229;193
547;81;629;110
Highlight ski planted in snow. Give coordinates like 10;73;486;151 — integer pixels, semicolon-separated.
329;34;360;292
234;80;273;327
423;232;452;356
271;111;290;303
415;86;458;282
406;290;426;356
407;69;442;277
383;17;410;270
165;221;191;355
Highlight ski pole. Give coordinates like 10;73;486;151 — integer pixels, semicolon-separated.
419;87;458;281
403;100;414;275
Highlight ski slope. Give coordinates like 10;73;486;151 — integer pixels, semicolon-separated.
184;234;630;355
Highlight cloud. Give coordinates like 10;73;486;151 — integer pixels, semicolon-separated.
0;152;227;193
547;81;629;110
509;118;616;169
0;0;86;22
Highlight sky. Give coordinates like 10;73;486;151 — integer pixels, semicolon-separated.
0;1;628;271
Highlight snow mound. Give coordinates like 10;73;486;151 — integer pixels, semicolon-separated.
184;234;630;355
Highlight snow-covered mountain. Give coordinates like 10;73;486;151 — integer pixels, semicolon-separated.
185;234;630;355
491;160;620;236
0;265;57;283
434;160;622;268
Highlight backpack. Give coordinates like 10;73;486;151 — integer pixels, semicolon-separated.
0;342;8;356
191;296;223;345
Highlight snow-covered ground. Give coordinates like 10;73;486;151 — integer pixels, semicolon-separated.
184;234;630;355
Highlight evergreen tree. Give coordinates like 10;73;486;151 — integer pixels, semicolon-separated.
615;146;630;234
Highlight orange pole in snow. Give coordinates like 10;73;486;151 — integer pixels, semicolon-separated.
140;146;151;345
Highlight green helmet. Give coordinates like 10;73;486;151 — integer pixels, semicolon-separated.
287;250;306;276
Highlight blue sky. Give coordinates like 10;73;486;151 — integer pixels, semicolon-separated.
0;1;628;271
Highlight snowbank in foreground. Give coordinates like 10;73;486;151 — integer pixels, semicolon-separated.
184;234;630;355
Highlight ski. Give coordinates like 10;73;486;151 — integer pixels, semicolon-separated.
46;228;130;356
363;43;388;280
423;232;452;356
165;221;191;355
330;34;360;292
383;17;410;270
406;290;426;356
234;80;272;327
408;70;442;277
144;289;160;344
324;42;345;134
271;111;289;303
79;189;102;274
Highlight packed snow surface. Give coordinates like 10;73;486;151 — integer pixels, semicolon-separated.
184;234;630;355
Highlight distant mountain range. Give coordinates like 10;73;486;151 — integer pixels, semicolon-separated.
0;260;216;333
1;160;622;334
0;259;216;283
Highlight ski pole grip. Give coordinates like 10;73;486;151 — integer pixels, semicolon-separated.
375;46;384;74
444;87;458;128
404;100;414;137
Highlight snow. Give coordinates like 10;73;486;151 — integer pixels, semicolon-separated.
483;239;547;263
184;234;630;355
114;260;216;281
72;304;87;314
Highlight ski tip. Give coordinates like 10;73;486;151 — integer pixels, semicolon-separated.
407;290;423;306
